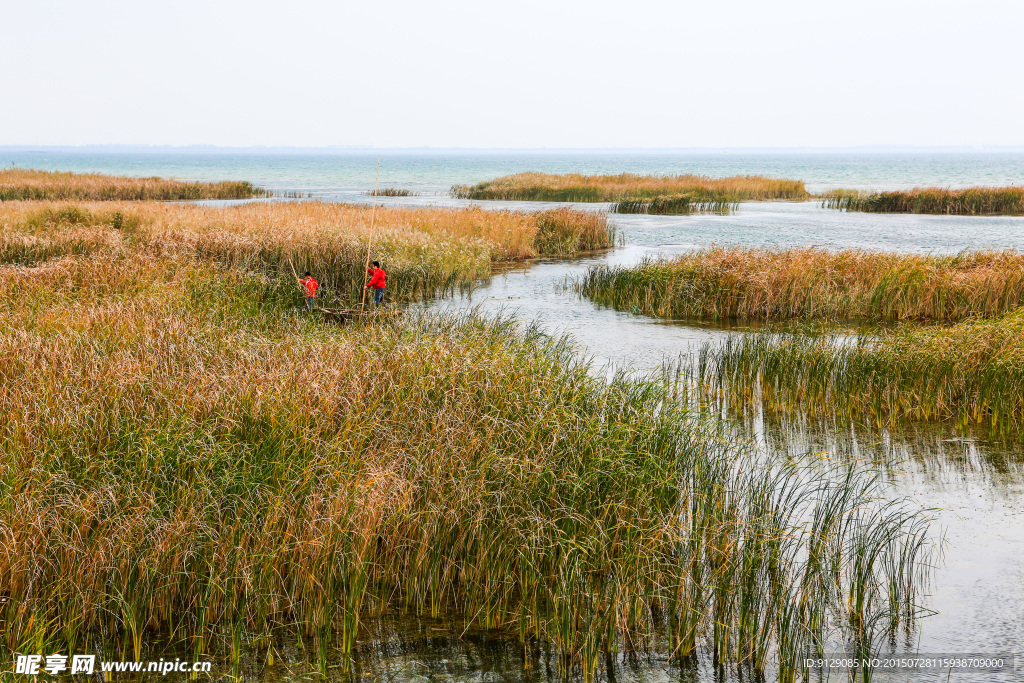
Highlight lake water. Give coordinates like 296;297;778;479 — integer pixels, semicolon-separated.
5;148;1024;196
7;150;1024;681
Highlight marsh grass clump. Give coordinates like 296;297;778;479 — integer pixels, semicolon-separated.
821;186;1024;215
693;312;1024;435
580;247;1024;322
365;187;417;197
613;193;737;215
0;247;934;681
452;172;809;202
533;207;615;255
0;168;267;201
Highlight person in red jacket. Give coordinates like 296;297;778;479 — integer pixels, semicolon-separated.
365;261;386;306
298;271;319;311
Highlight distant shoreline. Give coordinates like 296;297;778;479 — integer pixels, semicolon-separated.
4;145;1024;155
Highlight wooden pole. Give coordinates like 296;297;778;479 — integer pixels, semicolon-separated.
361;157;381;309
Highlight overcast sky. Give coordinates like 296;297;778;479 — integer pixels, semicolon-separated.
3;0;1022;149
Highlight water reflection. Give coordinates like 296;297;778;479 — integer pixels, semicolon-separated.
723;409;1024;674
170;617;718;683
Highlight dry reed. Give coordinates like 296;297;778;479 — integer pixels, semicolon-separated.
452;172;809;202
0;200;614;303
0;168;266;201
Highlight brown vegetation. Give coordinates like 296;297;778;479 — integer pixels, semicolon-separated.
580;247;1024;322
0;200;614;301
452;172;809;202
0;168;266;201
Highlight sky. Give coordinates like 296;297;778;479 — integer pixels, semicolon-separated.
2;0;1023;149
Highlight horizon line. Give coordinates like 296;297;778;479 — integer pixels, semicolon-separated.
4;144;1024;155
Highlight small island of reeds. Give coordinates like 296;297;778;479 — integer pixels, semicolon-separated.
364;187;418;197
821;186;1024;215
0;168;267;201
452;172;809;214
579;247;1024;322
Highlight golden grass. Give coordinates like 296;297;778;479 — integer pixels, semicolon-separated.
0;168;265;201
0;200;613;302
821;186;1024;215
580;247;1024;322
452;172;809;202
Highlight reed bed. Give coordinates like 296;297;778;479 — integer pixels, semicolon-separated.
613;194;736;215
820;186;1024;215
452;172;809;202
0;168;266;201
580;247;1024;322
0;200;614;303
0;251;933;681
365;187;417;197
692;311;1024;435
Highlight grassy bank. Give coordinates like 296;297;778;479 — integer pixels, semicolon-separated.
0;168;266;201
0;243;932;681
579;247;1024;322
693;311;1024;435
452;172;809;203
0;201;613;302
821;186;1024;215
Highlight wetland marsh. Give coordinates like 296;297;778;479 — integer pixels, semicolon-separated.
2;152;1023;681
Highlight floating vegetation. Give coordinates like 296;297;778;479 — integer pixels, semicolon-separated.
613;193;737;215
365;187;417;197
0;245;935;680
451;172;809;202
0;168;266;201
820;186;1024;215
692;310;1024;435
579;247;1024;322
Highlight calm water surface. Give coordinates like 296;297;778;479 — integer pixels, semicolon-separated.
9;152;1023;680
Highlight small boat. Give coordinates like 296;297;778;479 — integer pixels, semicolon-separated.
320;307;403;324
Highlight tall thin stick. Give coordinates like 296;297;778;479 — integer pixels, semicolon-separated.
361;158;381;309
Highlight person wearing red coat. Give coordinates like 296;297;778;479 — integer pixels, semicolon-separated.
365;261;386;305
298;271;319;312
